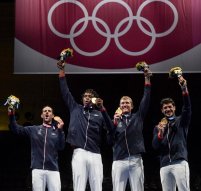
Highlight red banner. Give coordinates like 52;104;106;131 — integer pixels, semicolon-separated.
14;0;201;73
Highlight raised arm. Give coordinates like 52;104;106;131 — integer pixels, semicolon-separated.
178;77;191;128
58;60;78;111
138;69;152;121
8;107;31;137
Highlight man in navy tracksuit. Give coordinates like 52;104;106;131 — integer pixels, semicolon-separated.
57;61;114;191
152;76;191;191
107;69;152;191
8;106;65;191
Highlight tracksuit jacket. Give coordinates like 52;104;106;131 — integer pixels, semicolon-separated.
152;92;191;168
9;112;65;171
107;84;151;161
59;75;114;154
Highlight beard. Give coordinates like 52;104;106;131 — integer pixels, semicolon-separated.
165;110;175;117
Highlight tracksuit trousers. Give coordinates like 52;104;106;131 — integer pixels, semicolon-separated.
160;160;190;191
112;154;144;191
72;148;103;191
32;169;61;191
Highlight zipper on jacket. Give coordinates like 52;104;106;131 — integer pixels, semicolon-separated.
84;109;90;149
125;117;130;156
43;127;48;169
167;123;171;162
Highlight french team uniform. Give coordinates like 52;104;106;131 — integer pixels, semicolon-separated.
152;92;191;191
107;84;151;191
9;112;65;191
59;75;114;191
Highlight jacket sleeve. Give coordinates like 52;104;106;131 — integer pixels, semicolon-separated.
57;129;66;150
101;108;116;132
9;113;31;137
138;84;151;121
59;75;78;111
106;122;117;145
180;93;191;128
152;125;163;150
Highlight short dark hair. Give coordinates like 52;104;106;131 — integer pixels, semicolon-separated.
81;89;99;100
42;106;54;114
160;98;175;109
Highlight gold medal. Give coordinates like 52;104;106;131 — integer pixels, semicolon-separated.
116;107;122;115
161;118;168;124
92;97;96;104
54;116;60;121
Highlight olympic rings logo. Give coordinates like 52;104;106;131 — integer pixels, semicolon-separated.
48;0;178;56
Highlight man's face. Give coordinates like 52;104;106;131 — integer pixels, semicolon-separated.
83;93;94;106
120;99;133;114
161;103;176;118
41;107;54;124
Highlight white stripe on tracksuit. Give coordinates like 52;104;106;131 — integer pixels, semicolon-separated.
84;110;90;150
125;118;130;156
43;128;48;169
